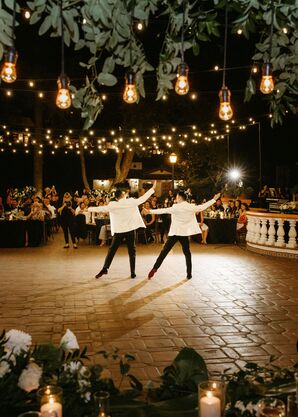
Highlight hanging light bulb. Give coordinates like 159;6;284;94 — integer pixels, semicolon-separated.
218;86;233;121
123;71;138;104
260;62;274;94
1;48;18;83
260;0;275;95
175;63;189;95
56;0;72;109
218;1;234;121
56;74;72;109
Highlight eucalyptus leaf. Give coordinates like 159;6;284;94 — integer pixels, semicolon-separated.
97;72;118;86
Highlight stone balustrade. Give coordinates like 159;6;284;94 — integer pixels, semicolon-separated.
246;211;298;259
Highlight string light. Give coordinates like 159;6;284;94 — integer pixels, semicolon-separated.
24;10;31;19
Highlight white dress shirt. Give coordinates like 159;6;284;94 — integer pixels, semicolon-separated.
88;188;155;235
150;199;215;236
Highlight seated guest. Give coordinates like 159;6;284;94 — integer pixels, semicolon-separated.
27;201;45;221
225;200;236;217
234;199;242;218
141;201;155;243
198;210;209;244
214;198;224;212
98;223;111;246
43;197;56;219
75;201;91;224
237;203;248;231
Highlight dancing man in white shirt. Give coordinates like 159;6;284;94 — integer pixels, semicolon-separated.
88;181;156;279
146;191;221;280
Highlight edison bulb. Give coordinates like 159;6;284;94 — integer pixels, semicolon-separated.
175;63;189;95
123;72;138;104
56;75;72;109
260;63;274;94
1;48;18;83
218;86;233;121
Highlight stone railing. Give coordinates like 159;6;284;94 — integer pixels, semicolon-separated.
246;211;298;259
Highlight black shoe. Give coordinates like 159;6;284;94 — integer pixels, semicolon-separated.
187;274;192;279
131;273;136;279
95;268;108;279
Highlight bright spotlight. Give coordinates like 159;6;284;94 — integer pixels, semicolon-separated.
228;168;241;181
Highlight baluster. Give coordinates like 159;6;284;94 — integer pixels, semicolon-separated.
258;218;268;245
275;218;286;247
286;219;297;249
253;217;261;243
266;218;276;246
246;216;253;242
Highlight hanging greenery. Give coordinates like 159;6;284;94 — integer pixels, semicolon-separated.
0;0;297;128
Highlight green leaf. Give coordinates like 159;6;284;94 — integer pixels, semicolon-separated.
0;29;12;46
102;56;115;73
97;72;118;86
38;15;52;36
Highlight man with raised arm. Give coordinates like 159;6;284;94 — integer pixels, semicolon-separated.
145;191;221;280
88;181;157;279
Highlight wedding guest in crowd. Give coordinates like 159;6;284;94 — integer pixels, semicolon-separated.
237;203;248;231
214;197;224;213
141;201;155;243
146;191;220;280
58;192;78;249
234;199;242;218
198;211;209;244
225;200;236;218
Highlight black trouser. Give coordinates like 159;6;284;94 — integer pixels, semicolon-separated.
103;230;136;274
153;235;192;276
61;220;76;244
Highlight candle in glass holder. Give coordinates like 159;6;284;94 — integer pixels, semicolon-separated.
38;386;62;417
200;391;221;417
257;397;285;417
40;397;62;417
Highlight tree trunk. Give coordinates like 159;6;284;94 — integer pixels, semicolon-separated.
79;143;90;190
110;149;135;189
34;99;43;195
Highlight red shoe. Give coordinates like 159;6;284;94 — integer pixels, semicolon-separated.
148;268;157;280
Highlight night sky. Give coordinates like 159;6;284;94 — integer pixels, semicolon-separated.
0;11;297;194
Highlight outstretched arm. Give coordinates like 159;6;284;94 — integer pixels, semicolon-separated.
192;193;221;213
147;206;174;215
135;181;157;206
88;205;109;213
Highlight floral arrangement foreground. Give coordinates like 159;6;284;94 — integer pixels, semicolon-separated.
0;329;297;417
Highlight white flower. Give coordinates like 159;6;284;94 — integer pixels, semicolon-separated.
83;391;91;403
18;362;42;392
246;402;258;413
63;361;81;374
0;361;10;378
235;401;246;413
5;329;32;355
60;329;79;350
79;365;91;379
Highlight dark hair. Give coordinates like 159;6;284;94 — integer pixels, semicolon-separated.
114;189;124;200
176;191;187;201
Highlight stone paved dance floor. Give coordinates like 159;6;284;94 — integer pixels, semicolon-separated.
0;232;297;383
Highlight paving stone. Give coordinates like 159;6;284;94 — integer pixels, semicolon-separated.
0;234;297;383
